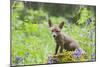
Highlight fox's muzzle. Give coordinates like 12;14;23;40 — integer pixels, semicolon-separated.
52;32;57;37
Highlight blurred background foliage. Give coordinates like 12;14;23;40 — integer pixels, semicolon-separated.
11;1;96;65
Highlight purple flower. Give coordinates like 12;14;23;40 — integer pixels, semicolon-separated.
91;52;96;62
48;55;58;64
48;55;53;64
52;58;58;63
73;48;83;58
16;56;23;64
91;58;95;62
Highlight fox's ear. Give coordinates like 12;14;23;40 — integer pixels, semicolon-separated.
48;19;53;27
59;21;64;29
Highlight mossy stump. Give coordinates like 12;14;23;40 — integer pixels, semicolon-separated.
48;49;88;64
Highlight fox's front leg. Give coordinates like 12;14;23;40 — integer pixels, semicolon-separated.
60;41;64;53
60;44;64;53
55;44;59;55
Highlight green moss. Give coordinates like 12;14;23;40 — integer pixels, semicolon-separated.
48;51;88;64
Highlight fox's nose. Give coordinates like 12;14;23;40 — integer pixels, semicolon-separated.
53;35;56;37
52;32;57;37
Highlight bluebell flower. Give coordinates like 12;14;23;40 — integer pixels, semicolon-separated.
48;55;53;64
91;52;95;62
91;58;95;62
73;48;83;58
52;58;58;63
16;56;23;64
48;55;58;64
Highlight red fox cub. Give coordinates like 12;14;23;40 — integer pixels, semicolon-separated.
48;20;79;55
